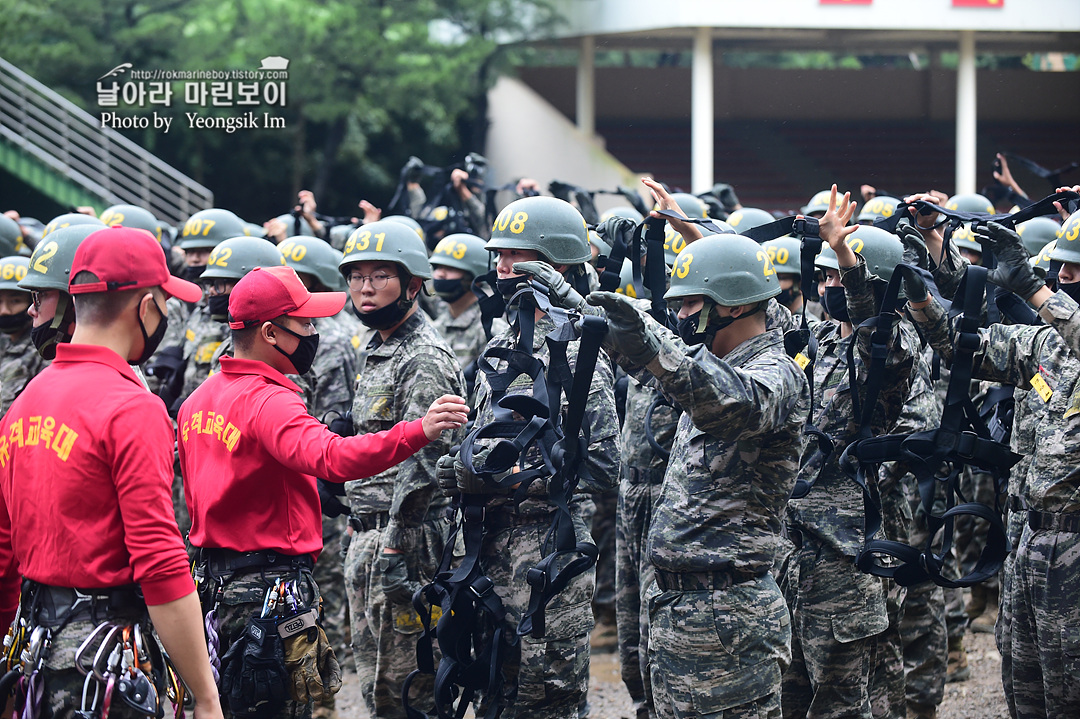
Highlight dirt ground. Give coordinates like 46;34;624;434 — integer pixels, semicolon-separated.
332;628;1008;718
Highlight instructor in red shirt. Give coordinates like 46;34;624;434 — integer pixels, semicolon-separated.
177;265;467;719
0;226;223;719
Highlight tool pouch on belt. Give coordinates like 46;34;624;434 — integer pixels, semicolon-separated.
219;616;289;718
283;623;341;704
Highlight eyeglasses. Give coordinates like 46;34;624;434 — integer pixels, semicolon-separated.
347;272;399;290
31;291;45;311
204;280;233;296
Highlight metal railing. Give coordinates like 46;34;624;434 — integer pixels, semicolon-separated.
0;57;212;225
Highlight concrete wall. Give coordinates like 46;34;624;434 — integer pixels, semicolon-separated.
518;66;1080;122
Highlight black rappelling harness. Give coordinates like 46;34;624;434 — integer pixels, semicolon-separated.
403;289;608;719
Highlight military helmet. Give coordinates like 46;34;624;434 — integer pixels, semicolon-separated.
857;196;900;225
1049;211;1080;266
18;225;102;292
803;190;835;216
599;205;643;223
662;226;688;266
339;219;432;280
486;196;590;265
588;230;612;266
430;233;490;280
1016;217;1062;257
278;236;347;291
615;258;650;300
200;236;285;281
383;214;425;244
665;234;779;306
761;236;803;276
945;193;995;215
725;207;774;233
178;208;249;250
100;204;161;242
817;226;903;283
665;193;708;219
0;256;29;293
951;224;983;254
275;213;315;237
0;215;22;257
1031;240;1056;276
42;213;105;239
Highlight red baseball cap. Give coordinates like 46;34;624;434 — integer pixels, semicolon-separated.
69;226;203;303
228;265;346;329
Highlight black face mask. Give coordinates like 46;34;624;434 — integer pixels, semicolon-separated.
271;322;319;375
354;285;414;331
432;278;468;303
31;294;75;360
676;310;711;346
776;287;798;308
0;313;31;334
496;276;528;301
135;298;168;365
822;286;850;323
181;264;207;283
207;294;230;322
1059;281;1080;305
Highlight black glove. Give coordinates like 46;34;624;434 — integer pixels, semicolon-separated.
327;411;355;437
513;261;589;313
379;552;418;606
317;479;349;519
895;265;930;305
975;221;1044;301
896;222;930;270
586;291;661;367
455;445;505;495
436;449;459;498
219;616;289;719
596;216;636;247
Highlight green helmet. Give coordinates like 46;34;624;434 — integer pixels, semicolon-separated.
615;258;650;300
383;215;425;245
858;196;900;225
952;224;983;254
945;193;995;215
665;234;779;306
340;220;432;280
761;236;803;276
803;190;835;216
725;208;774;233
178;208;249;250
100;204;161;243
599;206;643;223
18;225;102;292
663;226;688;266
486;196;590;265
817;226;903;283
588;230;612;266
0;215;22;257
278;236;347;291
275;213;315;237
42;213;105;239
1049;212;1080;265
430;233;490;279
200;236;285;281
1031;240;1056;276
0;256;29;292
1016;217;1062;257
664;193;708;219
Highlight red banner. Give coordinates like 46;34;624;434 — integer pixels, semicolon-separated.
953;0;1003;7
821;0;872;4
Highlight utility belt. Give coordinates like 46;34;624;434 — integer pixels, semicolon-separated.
1027;509;1080;534
196;547;314;583
348;511;390;533
21;580;146;629
654;568;766;592
624;465;666;486
482;507;556;532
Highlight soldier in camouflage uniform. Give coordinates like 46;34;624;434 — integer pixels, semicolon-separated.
573;229;809;719
338;220;465;719
453;196;619;719
904;212;1080;718
0;256;46;416
782;195;917;719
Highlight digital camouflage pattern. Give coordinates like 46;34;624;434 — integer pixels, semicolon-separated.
430;300;508;371
180;305;228;402
342;310;463;719
0;330;48;417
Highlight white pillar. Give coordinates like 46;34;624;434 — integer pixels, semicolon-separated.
691;27;714;193
955;30;977;195
576;35;595;136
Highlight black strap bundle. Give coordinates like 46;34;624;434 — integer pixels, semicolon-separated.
842;266;1021;587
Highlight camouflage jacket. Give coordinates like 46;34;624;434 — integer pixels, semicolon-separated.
180;305;227;401
144;297;196;396
431;300;508;372
786;255;917;557
347;311;464;551
470;312;621;514
0;331;47;418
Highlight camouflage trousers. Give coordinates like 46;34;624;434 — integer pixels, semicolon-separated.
312;515;349;712
780;542;888;719
344;518;449;719
1000;522;1080;719
591;488;618;612
615;479;662;719
648;574;790;719
997;508;1025;719
867;581;905;719
473;511;595;719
